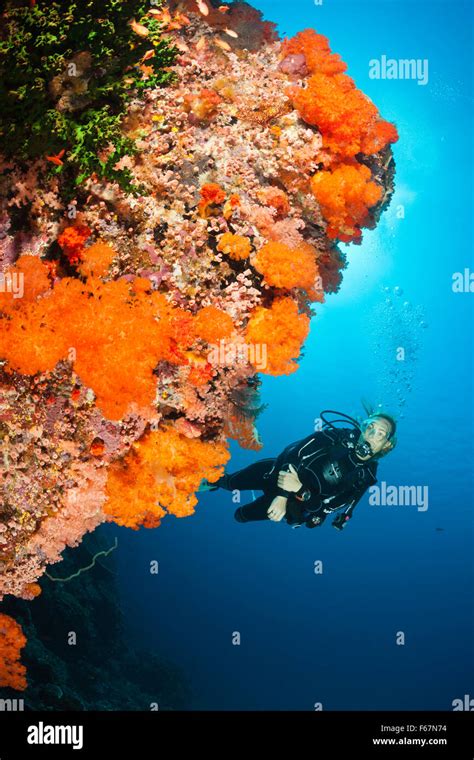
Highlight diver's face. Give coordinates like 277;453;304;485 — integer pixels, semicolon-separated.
358;417;393;457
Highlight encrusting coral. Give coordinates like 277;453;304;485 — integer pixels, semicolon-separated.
0;0;398;687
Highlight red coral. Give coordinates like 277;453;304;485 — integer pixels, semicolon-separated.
57;224;91;264
198;183;227;217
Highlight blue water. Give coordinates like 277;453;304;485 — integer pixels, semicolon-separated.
108;0;473;710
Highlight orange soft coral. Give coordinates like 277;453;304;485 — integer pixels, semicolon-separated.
0;614;27;691
281;28;347;77
216;232;251;261
252;241;319;291
0;255;198;419
194;305;234;343
198;183;227;217
183;87;222;123
0;254;51;312
77;241;116;279
223;412;263;451
287;72;398;162
104;425;230;528
57;224;91;264
310;163;383;242
283;30;398;164
245;296;310;375
257;187;290;217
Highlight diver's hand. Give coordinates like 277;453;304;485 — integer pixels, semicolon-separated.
277;464;302;493
267;495;287;521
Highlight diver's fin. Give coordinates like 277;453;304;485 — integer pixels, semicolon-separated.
360;397;374;417
197;479;219;493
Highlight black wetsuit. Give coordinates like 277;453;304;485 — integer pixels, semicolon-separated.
215;427;378;529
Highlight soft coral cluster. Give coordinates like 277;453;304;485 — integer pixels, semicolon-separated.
253;241;319;291
283;28;398;241
245;296;310;375
284;29;399;162
0;251;198;419
311;164;383;243
0;613;27;691
105;425;230;528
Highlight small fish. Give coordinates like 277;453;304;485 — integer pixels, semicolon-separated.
435;527;445;532
141;49;155;62
130;19;150;37
215;38;231;52
148;8;170;20
196;0;209;16
46;149;66;166
196;37;207;51
139;64;154;78
218;5;230;11
224;28;238;38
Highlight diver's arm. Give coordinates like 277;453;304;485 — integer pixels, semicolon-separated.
267;494;288;522
273;431;331;498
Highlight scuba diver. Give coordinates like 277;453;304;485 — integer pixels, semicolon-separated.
199;410;397;530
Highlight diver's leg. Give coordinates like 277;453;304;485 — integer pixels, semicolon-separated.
234;493;273;523
215;458;276;492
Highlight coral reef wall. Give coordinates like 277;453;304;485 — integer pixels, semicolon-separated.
0;0;398;679
0;528;192;709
